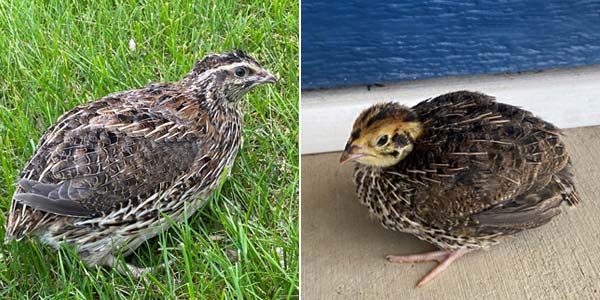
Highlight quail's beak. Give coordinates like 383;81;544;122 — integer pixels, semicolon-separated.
258;71;277;84
339;144;368;164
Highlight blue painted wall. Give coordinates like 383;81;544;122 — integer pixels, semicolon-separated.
301;1;600;89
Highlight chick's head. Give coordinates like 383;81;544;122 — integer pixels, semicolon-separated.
340;102;423;168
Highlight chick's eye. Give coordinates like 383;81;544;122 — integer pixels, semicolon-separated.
234;67;247;77
376;135;388;146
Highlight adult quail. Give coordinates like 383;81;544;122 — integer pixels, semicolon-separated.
340;91;579;287
5;51;276;276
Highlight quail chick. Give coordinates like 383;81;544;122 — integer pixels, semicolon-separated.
340;91;579;287
5;51;276;276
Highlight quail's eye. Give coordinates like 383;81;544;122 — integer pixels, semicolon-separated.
376;135;388;146
234;67;247;77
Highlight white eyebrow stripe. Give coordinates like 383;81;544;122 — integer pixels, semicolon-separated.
201;62;260;76
217;62;252;69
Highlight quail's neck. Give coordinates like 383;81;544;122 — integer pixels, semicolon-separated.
355;162;380;172
181;75;245;111
149;80;244;135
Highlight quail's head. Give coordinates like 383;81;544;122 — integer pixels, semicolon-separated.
185;50;276;102
340;102;423;168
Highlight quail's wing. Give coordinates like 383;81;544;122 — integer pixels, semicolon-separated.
14;104;201;217
464;166;574;235
407;96;569;228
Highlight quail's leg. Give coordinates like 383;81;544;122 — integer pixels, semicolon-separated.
386;248;471;287
104;255;173;278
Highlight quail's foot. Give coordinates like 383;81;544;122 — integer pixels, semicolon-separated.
106;255;174;279
386;248;472;287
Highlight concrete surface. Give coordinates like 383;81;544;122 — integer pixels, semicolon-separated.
301;126;600;299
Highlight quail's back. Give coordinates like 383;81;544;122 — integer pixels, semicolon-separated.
5;51;275;275
341;91;579;287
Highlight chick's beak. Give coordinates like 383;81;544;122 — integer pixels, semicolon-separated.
258;70;277;84
339;144;365;164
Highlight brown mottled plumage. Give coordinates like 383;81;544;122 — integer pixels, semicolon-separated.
341;91;579;287
5;51;275;275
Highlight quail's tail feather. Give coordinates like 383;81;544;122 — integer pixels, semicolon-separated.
553;164;580;206
5;179;65;244
4;201;35;244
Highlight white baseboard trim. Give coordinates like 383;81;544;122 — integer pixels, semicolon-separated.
301;65;600;154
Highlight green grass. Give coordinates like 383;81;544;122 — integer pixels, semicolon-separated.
0;0;298;299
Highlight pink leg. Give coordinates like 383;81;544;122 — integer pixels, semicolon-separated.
386;248;471;287
386;250;449;263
